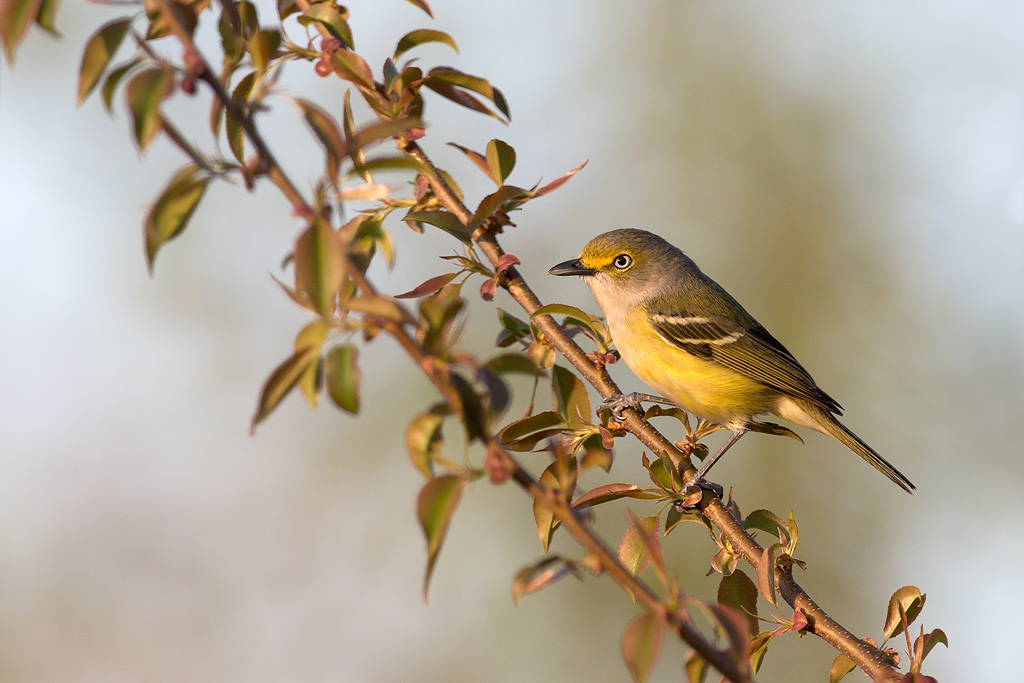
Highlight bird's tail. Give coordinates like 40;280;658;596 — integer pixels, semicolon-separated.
796;401;915;493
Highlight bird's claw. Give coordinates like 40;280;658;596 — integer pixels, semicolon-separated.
601;392;647;421
601;392;676;421
683;476;724;501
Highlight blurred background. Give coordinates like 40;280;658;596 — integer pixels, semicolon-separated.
2;0;1022;680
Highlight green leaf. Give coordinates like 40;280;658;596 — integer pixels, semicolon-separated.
293;219;345;317
251;343;320;431
101;58;140;114
77;18;130;105
347;294;413;324
485;352;546;376
417;473;468;598
403;210;471;244
532;302;604;337
884;586;926;639
1;0;43;64
551;364;590;425
248;28;281;75
144;165;210;271
330;49;374;90
293;97;345;187
450;372;485;443
717;569;758;636
618;515;659;576
512;555;578;605
299;3;352;47
532;463;560;552
684;651;709;683
920;628;948;661
743;509;790;544
749;631;775;674
34;0;59;35
405;403;448;478
400;0;433;17
468;184;531;231
394;28;457;61
621;612;665;683
644;455;681;493
828;654;856;683
486;139;516;185
425;66;509;120
325;344;360;413
125;67;174;150
498;411;565;452
225;71;256;163
572;483;659;508
295;321;328;408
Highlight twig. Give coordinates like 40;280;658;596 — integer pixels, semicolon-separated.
400;140;900;681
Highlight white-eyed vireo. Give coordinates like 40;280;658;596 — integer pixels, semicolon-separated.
549;228;914;493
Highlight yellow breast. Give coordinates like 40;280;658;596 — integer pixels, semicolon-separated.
610;307;777;428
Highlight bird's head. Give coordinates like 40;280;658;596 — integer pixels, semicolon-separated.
551;227;681;285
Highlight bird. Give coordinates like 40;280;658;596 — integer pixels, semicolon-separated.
548;228;914;493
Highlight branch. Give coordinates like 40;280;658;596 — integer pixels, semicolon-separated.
138;2;897;679
400;140;900;681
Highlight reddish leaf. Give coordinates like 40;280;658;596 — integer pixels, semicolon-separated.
396;272;459;299
447;142;492;181
511;555;578;604
573;483;658;508
757;544;779;606
532;159;588;198
494;252;521;274
621;612;665;683
417;474;468;598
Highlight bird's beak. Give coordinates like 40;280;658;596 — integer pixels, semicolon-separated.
549;259;596;277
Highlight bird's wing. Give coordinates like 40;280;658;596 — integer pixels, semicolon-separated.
650;312;843;414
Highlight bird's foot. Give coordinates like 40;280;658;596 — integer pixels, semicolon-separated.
601;393;676;421
682;475;724;502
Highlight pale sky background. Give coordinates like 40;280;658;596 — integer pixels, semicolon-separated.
2;1;1023;681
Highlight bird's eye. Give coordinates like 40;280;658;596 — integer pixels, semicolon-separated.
612;253;633;270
